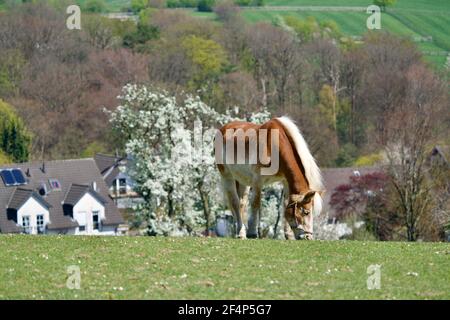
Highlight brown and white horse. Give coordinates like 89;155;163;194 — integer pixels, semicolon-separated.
216;116;324;240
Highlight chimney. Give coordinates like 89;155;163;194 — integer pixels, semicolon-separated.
41;162;46;174
26;168;31;177
92;181;97;192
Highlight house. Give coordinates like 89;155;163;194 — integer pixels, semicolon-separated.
0;159;124;235
94;154;143;209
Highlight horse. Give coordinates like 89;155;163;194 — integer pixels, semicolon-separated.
216;116;324;240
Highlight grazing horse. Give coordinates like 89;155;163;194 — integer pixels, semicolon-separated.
216;116;324;240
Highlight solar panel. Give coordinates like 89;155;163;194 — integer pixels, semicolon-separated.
1;170;15;186
12;169;26;184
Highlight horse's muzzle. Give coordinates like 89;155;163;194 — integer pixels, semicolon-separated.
293;228;313;240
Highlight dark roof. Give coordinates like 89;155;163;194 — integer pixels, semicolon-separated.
321;167;382;218
0;159;123;233
63;184;106;206
7;188;51;210
94;154;118;174
94;154;124;187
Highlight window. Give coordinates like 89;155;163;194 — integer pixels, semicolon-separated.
79;226;86;232
48;179;61;191
36;215;45;234
22;216;31;234
119;178;127;194
93;211;100;230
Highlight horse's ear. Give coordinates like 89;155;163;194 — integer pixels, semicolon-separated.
302;190;316;204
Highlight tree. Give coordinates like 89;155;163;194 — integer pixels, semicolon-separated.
0;150;11;164
123;22;159;50
361;33;422;144
213;0;240;23
131;0;149;13
330;172;401;240
182;35;227;101
107;85;225;235
0;100;31;163
84;0;107;13
83;15;116;50
107;84;272;236
382;64;448;241
198;0;215;12
373;0;396;12
246;23;300;109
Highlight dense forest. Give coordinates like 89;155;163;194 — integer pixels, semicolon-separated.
0;0;449;240
0;1;448;167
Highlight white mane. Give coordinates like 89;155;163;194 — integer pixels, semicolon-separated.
276;116;324;192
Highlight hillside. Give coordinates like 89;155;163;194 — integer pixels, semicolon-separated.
1;235;449;299
187;0;450;69
1;1;447;68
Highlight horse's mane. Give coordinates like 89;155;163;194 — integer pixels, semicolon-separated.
276;116;324;192
276;116;324;216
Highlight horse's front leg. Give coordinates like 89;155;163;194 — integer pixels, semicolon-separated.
222;178;246;238
237;185;251;239
247;185;261;238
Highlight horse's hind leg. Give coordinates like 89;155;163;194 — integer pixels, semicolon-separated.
247;185;261;239
222;177;246;238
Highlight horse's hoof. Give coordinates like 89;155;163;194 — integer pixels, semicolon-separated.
246;233;258;239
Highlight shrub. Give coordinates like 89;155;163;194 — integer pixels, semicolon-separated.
335;143;358;167
354;153;383;167
197;0;215;12
84;0;107;13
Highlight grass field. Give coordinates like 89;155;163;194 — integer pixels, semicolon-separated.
177;0;450;69
264;0;450;11
0;235;449;299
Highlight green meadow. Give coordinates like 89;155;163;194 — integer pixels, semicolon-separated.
0;235;449;299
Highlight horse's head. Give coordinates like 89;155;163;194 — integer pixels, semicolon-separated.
285;191;319;240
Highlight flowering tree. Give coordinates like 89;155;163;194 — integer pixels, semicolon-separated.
108;84;273;236
108;85;224;235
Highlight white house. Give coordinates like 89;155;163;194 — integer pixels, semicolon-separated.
9;189;51;235
0;159;125;235
94;154;143;209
